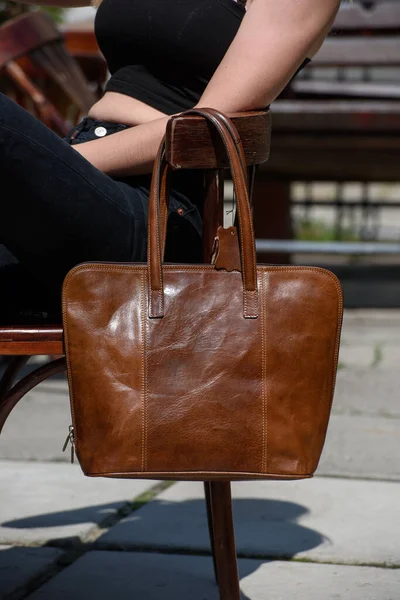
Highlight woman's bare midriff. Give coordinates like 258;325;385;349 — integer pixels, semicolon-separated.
87;3;254;125
87;91;168;126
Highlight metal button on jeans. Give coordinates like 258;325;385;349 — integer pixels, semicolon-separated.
94;126;107;137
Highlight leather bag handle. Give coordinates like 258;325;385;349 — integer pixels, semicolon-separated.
148;108;258;320
158;107;249;256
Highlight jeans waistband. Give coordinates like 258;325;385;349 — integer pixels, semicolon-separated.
65;118;130;145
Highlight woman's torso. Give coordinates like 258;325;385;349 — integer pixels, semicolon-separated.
88;0;249;125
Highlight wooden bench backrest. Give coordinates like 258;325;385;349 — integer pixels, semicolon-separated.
312;1;400;67
0;11;96;132
333;1;400;32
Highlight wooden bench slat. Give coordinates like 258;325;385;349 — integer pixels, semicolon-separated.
262;135;400;182
272;100;400;132
292;80;400;100
0;326;63;356
0;12;61;66
312;38;400;66
333;2;400;30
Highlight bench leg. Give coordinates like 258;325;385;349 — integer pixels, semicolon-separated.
204;481;219;584
252;178;292;264
206;481;241;600
0;357;66;433
0;356;30;401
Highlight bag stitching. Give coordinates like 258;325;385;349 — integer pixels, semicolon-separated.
62;290;78;458
261;272;267;473
141;273;148;472
88;470;312;479
64;263;342;289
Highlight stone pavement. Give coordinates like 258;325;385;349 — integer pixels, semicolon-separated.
0;309;399;599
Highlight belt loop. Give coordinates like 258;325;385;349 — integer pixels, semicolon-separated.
68;117;89;141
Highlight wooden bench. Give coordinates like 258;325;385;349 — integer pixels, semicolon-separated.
253;0;400;264
0;109;271;600
0;11;100;134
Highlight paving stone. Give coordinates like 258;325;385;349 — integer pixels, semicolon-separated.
318;414;400;480
341;309;400;345
0;461;157;545
333;368;400;418
338;341;400;370
0;545;63;600
100;478;400;566
0;377;71;462
26;550;400;600
338;345;374;368
377;345;400;369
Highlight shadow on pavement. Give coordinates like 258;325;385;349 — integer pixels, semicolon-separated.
2;497;327;600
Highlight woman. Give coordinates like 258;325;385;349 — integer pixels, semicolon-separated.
0;0;340;323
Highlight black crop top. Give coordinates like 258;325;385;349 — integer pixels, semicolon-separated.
95;0;246;114
95;0;311;115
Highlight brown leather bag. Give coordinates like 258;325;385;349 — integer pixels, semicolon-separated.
62;108;343;481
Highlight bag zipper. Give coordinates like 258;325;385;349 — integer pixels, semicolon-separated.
62;425;75;464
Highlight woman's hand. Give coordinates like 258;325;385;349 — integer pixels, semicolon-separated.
70;115;172;176
195;0;341;113
71;142;103;169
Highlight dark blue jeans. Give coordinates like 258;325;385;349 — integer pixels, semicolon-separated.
0;93;202;323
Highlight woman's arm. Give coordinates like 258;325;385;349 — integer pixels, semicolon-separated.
75;0;340;176
196;0;340;112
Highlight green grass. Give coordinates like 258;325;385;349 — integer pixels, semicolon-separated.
295;219;360;242
371;342;384;368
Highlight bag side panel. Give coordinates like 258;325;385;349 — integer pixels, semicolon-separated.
260;268;342;475
63;266;147;475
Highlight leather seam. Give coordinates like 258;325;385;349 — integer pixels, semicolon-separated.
141;274;148;472
156;166;163;298
61;293;78;458
64;264;343;282
87;470;312;479
330;277;344;414
261;273;267;473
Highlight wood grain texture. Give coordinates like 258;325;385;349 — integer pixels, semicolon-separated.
0;326;63;356
166;111;271;169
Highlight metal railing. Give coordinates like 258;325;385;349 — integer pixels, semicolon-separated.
255;239;400;255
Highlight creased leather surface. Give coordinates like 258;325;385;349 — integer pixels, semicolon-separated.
63;263;342;480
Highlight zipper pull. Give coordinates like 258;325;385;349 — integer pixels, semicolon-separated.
62;425;75;464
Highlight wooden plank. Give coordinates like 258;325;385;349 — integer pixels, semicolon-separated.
262;135;400;182
270;134;400;151
292;80;400;100
0;341;63;355
311;37;400;66
271;100;400;132
0;12;61;66
333;2;400;30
